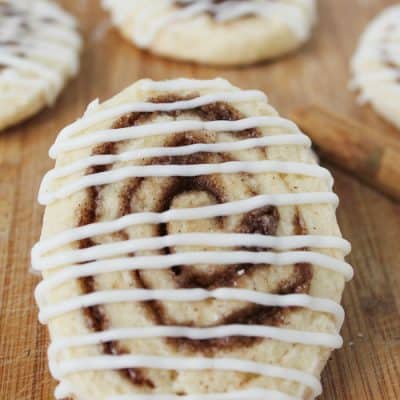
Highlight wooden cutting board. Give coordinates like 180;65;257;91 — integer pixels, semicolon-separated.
1;0;399;398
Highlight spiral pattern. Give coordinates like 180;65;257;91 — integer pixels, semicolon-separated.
75;94;313;389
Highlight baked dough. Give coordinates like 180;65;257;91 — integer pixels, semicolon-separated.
33;78;353;400
0;0;81;131
102;0;317;65
351;5;400;129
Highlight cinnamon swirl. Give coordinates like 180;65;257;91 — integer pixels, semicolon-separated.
33;78;353;400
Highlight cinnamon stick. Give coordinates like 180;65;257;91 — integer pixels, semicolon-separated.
290;105;400;202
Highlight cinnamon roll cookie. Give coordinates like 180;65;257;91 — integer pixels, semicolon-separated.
0;0;81;131
351;5;400;129
32;78;353;400
102;0;317;65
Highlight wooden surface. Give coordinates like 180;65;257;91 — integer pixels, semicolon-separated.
1;1;399;399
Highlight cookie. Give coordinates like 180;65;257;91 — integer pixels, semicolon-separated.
351;5;400;129
102;0;317;65
32;78;353;400
0;0;82;131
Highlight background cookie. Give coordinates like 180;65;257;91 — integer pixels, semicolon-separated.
351;5;400;129
0;0;82;132
33;78;352;399
102;0;317;65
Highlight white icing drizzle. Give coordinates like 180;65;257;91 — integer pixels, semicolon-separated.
35;251;351;320
46;114;303;156
351;5;400;102
35;78;353;400
48;116;303;157
32;192;341;261
33;232;351;269
40;160;332;205
0;68;47;92
42;92;331;205
49;325;342;356
102;0;314;48
40;287;345;328
49;90;268;153
41;134;311;184
35;249;352;289
1;40;80;74
51;355;322;397
34;0;77;27
0;52;62;87
139;77;234;92
0;0;81;104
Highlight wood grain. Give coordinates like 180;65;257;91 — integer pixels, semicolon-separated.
1;1;399;399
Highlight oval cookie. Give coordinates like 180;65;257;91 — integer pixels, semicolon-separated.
33;78;352;400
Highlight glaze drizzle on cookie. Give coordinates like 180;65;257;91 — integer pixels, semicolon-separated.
33;78;353;400
102;0;315;48
0;0;81;103
351;5;400;104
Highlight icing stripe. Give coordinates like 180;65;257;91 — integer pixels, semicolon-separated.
213;3;308;37
0;70;47;91
32;24;82;48
33;1;78;27
50;355;322;397
32;192;340;259
41;134;311;184
0;52;61;87
2;42;80;75
50;90;268;150
131;3;229;48
48;116;302;156
35;249;353;280
33;232;351;267
38;288;345;327
139;77;234;92
35;251;352;313
39;160;333;205
49;326;342;356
